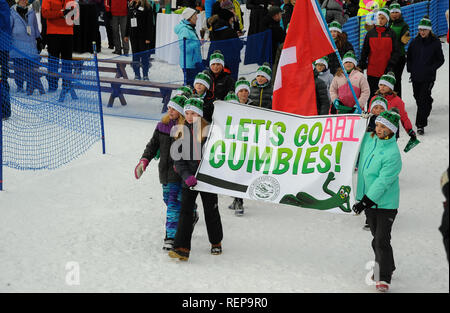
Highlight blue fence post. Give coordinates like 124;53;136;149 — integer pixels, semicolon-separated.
0;64;3;191
93;42;106;155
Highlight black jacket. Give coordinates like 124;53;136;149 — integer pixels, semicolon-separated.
194;90;215;123
249;79;273;109
407;34;445;83
125;2;153;41
205;68;236;101
246;0;270;35
141;120;181;185
281;3;294;30
260;14;285;59
174;121;207;188
208;14;243;65
314;69;330;115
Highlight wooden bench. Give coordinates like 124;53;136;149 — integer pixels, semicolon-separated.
28;55;182;112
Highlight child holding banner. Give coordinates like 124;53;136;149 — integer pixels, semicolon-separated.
170;97;223;261
134;95;199;251
369;72;416;141
353;109;402;292
330;51;370;114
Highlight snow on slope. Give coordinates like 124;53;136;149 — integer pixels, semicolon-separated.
0;43;448;293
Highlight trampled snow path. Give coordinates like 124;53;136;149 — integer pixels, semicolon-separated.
0;44;448;293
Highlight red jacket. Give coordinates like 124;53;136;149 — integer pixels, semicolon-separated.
41;0;74;35
359;26;400;78
369;93;413;134
105;0;128;17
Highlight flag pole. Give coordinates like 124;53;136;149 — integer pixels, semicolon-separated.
314;0;362;113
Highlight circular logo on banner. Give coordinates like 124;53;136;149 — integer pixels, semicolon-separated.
249;176;281;202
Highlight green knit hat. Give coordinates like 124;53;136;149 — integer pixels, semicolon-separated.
342;50;357;67
210;50;225;67
194;71;212;89
235;77;251;94
389;2;401;14
328;21;342;33
225;91;240;103
369;96;388;112
256;62;272;82
377;8;390;21
167;94;187;115
418;16;432;30
315;56;329;69
379;72;396;90
184;96;204;117
174;85;193;97
376;109;400;134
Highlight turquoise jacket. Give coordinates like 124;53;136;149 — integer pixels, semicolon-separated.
356;132;402;209
174;19;202;69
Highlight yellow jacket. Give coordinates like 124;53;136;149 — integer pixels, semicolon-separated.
357;0;387;16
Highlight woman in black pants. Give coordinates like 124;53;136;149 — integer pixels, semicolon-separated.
169;97;223;261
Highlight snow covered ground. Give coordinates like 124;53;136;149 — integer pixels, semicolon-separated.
0;41;448;293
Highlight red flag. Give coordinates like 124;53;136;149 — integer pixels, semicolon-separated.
272;0;335;116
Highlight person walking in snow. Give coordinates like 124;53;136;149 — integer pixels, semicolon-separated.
134;94;198;251
169;97;223;261
330;51;370;114
353;108;402;292
205;50;236;101
325;21;354;76
358;7;401;100
369;72;416;141
387;2;410;97
192;70;215;123
406;16;445;136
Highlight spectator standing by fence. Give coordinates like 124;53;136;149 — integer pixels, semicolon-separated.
246;0;269;35
406;16;444;135
174;7;203;86
358;8;400;100
124;0;153;81
357;0;386;16
10;0;45;95
281;0;294;30
41;0;74;92
105;0;129;55
387;1;409;97
260;6;285;64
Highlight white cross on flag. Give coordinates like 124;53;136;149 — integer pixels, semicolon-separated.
272;0;336;116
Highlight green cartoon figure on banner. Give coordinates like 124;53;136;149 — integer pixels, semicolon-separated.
279;172;352;213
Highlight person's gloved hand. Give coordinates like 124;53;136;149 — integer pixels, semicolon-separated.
352;195;376;215
408;129;417;141
134;158;149;179
401;31;411;45
185;176;198;187
333;99;343;109
361;111;371;119
62;8;72;17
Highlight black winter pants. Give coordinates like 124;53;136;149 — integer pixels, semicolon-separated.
174;188;223;251
393;55;406;98
130;38;151;78
365;208;398;284
367;75;380;101
47;34;73;91
412;81;435;128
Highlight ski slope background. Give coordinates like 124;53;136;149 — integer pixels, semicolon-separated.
0;38;449;292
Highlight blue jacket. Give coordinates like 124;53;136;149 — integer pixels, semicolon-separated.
0;0;12;50
356;132;402;210
174;19;202;69
10;5;40;59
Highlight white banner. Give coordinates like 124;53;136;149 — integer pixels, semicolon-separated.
193;102;367;214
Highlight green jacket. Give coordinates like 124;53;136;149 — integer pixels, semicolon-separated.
389;17;409;56
356;132;402;209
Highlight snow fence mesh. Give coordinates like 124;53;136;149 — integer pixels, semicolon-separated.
0;28;103;170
